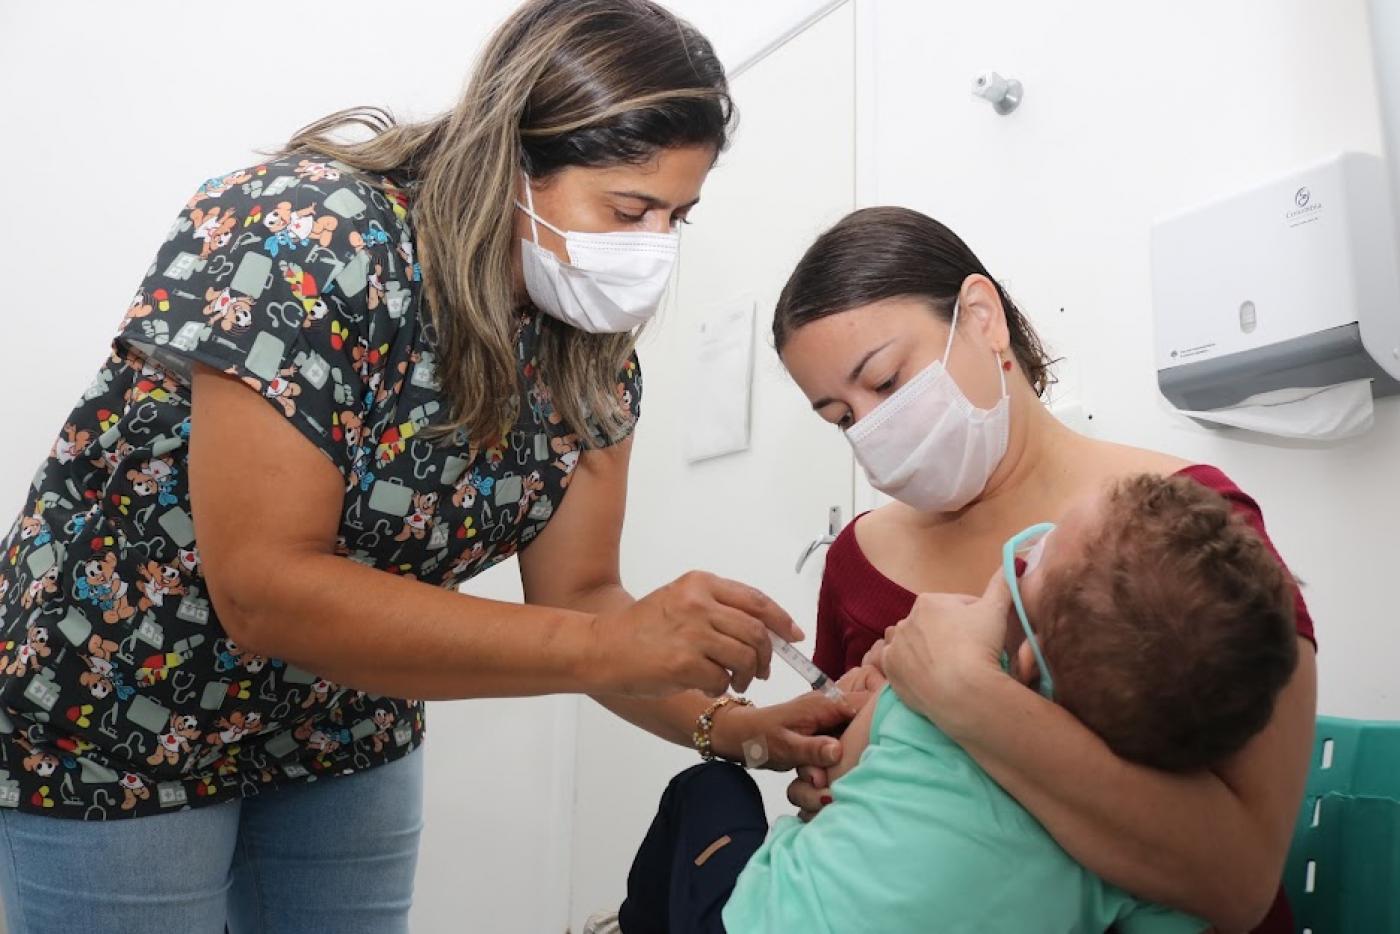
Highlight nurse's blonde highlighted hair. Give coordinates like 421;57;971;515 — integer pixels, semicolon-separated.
283;0;732;444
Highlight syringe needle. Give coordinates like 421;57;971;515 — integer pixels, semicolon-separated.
768;630;843;700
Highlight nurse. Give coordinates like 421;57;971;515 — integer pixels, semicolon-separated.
0;2;852;932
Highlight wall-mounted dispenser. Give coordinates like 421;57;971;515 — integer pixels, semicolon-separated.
1150;152;1400;440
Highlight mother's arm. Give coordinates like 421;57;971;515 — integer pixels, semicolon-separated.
883;582;1315;933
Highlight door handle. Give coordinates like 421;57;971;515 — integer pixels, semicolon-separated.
795;506;843;573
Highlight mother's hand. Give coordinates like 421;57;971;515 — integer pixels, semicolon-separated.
882;572;1013;730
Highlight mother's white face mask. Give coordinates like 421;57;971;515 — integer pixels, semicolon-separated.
515;175;679;333
844;299;1010;513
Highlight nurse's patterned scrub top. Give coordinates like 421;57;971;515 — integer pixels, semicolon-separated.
0;155;641;820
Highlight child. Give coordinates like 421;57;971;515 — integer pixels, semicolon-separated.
600;473;1299;934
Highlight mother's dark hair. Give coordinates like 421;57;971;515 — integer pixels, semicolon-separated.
772;206;1056;396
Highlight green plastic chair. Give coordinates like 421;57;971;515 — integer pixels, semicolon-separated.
1283;716;1400;933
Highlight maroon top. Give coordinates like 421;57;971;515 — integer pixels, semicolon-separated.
812;463;1313;934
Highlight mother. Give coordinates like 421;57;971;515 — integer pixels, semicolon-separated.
776;207;1315;934
0;3;850;932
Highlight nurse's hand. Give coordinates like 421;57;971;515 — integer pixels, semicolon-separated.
711;690;864;774
590;571;801;698
882;573;1012;730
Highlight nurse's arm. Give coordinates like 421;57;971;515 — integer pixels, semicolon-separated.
929;642;1316;933
520;439;855;766
190;366;610;698
518;435;711;746
192;366;769;701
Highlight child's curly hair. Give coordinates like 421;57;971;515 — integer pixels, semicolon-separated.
1038;475;1299;772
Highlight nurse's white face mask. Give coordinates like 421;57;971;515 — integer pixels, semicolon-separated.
514;175;680;333
844;298;1011;513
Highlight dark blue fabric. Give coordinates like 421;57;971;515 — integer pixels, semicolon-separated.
619;763;768;934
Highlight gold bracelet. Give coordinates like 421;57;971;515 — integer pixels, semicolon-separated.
693;696;753;762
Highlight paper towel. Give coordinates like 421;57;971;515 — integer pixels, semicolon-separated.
684;299;755;463
1177;378;1375;441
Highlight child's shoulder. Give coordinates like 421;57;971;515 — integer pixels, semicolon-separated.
858;687;971;768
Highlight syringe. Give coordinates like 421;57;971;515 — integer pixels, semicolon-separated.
768;630;843;701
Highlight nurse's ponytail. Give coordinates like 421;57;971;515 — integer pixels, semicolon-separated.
284;0;733;444
772;207;1057;398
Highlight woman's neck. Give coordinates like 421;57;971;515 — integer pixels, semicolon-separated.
908;399;1092;536
991;404;1088;503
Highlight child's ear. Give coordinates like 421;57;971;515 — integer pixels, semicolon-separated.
1013;641;1039;687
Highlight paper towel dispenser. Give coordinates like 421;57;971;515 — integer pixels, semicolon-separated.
1151;152;1400;419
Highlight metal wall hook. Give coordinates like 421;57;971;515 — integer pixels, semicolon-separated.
795;506;844;573
972;71;1023;115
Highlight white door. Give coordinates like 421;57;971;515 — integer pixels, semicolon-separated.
567;5;858;929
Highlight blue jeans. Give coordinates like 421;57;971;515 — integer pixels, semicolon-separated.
0;749;422;934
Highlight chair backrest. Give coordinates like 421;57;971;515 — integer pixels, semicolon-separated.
1283;716;1400;933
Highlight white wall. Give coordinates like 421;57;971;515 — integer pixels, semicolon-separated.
858;0;1400;719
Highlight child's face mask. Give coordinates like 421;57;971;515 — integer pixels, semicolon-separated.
1002;523;1056;700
